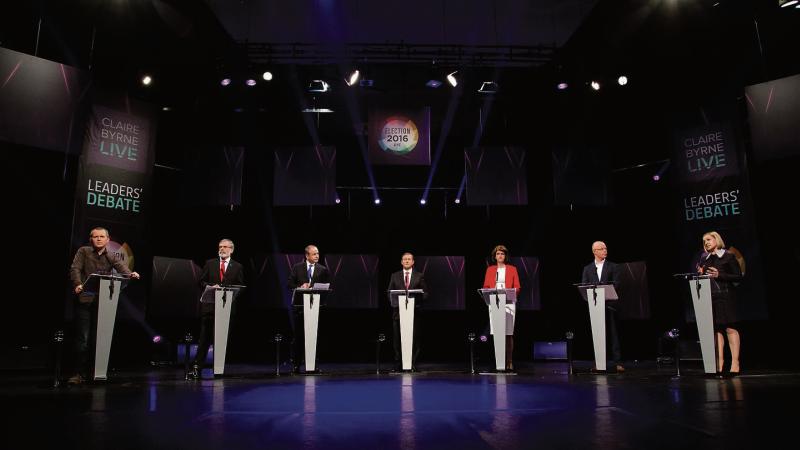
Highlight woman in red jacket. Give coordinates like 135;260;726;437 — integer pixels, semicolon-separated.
483;244;521;370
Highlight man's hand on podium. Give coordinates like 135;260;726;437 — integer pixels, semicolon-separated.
300;283;310;289
130;271;141;279
75;285;83;294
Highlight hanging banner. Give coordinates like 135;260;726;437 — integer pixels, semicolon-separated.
368;107;431;165
69;91;157;317
672;122;767;320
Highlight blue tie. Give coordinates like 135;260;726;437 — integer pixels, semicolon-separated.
307;264;313;282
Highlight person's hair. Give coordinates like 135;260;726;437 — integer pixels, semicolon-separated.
401;252;414;259
702;231;725;250
305;245;318;255
491;245;508;262
727;246;746;275
219;239;234;251
89;227;109;238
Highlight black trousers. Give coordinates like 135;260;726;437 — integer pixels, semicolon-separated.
193;309;214;367
606;304;622;365
73;300;98;377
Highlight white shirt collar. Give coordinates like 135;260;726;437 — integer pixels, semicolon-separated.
711;249;725;258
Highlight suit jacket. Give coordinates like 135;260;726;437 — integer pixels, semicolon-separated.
199;258;244;313
581;259;618;285
482;264;521;289
287;261;331;290
388;269;428;298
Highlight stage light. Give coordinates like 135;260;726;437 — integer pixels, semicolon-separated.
420;199;427;205
665;328;680;339
446;71;458;87
245;79;257;86
479;335;488;343
262;71;273;81
301;107;334;113
162;106;171;111
345;69;360;86
557;82;569;90
334;197;341;204
377;333;386;343
617;75;628;86
468;332;476;342
477;81;499;94
454;198;461;204
220;78;231;86
653;174;661;181
590;80;601;91
152;335;162;344
308;80;330;93
780;0;798;7
426;79;442;88
374;198;381;205
141;75;152;86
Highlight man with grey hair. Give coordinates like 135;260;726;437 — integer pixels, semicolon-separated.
581;241;624;372
188;238;244;379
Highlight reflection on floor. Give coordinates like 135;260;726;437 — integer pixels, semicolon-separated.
1;362;796;449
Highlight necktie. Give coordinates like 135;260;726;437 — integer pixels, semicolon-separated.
307;264;313;282
219;260;226;282
404;272;410;289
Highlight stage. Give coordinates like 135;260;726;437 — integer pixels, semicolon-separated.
2;361;796;449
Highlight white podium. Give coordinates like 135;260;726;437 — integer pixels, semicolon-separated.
675;273;716;374
478;288;517;372
292;286;331;373
389;289;424;371
200;284;245;376
575;283;618;372
82;273;130;381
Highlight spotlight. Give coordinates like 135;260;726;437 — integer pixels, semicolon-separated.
479;335;487;343
377;333;386;343
141;75;152;86
420;199;427;205
467;332;476;342
446;71;458;87
665;328;680;339
617;75;628;86
335;197;341;204
262;71;273;81
652;174;661;182
565;331;574;340
426;79;443;88
780;0;798;7
454;198;461;204
162;106;171;111
308;80;330;93
374;198;381;205
590;81;601;91
557;82;569;90
477;81;499;94
345;69;360;86
245;79;257;87
301;107;334;113
152;335;162;344
220;78;231;86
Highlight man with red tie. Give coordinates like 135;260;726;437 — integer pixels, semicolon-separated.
188;238;244;379
387;252;427;372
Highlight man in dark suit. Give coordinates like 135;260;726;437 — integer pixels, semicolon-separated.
581;241;623;372
287;245;330;373
188;238;244;379
387;252;428;372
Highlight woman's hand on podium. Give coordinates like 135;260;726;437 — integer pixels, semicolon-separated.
74;284;83;294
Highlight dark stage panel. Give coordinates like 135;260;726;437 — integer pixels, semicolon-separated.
273;146;337;205
414;256;465;310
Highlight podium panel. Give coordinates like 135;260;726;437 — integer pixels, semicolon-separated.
94;277;122;380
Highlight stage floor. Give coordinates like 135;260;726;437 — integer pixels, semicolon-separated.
1;361;797;449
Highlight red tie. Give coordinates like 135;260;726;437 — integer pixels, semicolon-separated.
404;272;410;289
220;260;226;282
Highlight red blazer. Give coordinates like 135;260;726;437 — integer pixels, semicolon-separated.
483;264;521;290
